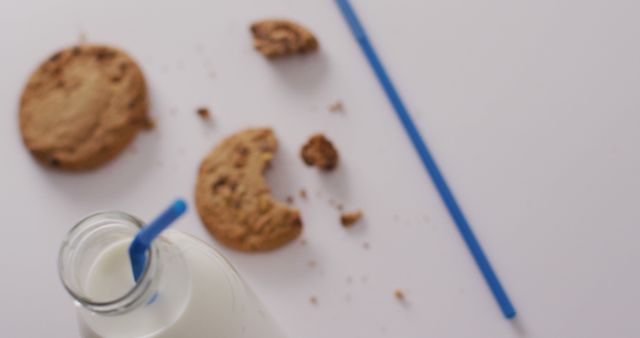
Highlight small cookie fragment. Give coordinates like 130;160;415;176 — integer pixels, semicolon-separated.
309;296;318;305
286;195;294;204
251;19;319;58
329;198;344;211
341;210;363;227
299;189;308;199
394;289;405;301
328;100;344;113
301;134;339;170
195;128;303;251
19;44;149;170
197;107;210;119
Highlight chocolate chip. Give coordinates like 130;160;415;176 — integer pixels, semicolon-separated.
119;62;129;72
212;176;228;191
95;49;115;61
291;214;303;227
49;52;62;62
128;97;140;109
232;144;250;168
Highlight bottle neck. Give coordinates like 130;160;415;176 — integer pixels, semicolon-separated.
58;212;162;315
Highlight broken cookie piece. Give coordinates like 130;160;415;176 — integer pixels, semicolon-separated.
328;100;344;113
301;134;339;170
197;107;210;119
195;128;303;251
250;19;319;58
394;289;405;301
341;210;363;227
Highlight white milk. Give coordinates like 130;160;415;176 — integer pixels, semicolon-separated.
86;239;135;303
78;230;286;338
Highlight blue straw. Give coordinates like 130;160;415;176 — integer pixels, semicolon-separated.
129;199;187;281
335;0;516;319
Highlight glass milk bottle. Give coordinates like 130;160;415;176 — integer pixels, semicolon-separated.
58;211;287;338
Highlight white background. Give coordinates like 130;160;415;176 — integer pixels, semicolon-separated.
1;0;639;337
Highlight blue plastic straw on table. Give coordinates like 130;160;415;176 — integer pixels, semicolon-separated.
129;199;187;281
335;0;516;319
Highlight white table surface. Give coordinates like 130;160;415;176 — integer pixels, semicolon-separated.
1;0;639;337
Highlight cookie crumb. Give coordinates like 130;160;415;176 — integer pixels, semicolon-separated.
394;289;405;301
299;189;308;200
363;242;370;250
197;107;210;119
309;296;318;305
328;100;344;113
286;195;294;204
307;260;317;268
301;134;339;170
328;199;344;211
300;239;308;246
341;210;363;227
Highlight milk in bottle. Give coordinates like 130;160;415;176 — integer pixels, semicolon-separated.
58;211;286;338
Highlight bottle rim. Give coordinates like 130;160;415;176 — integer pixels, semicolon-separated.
57;211;159;314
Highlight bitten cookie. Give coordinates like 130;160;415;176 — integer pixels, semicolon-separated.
250;19;319;58
195;128;303;251
19;44;149;170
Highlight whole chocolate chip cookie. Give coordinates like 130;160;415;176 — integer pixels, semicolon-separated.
19;44;149;170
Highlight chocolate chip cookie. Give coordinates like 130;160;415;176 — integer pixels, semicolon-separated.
195;128;303;251
19;44;148;170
